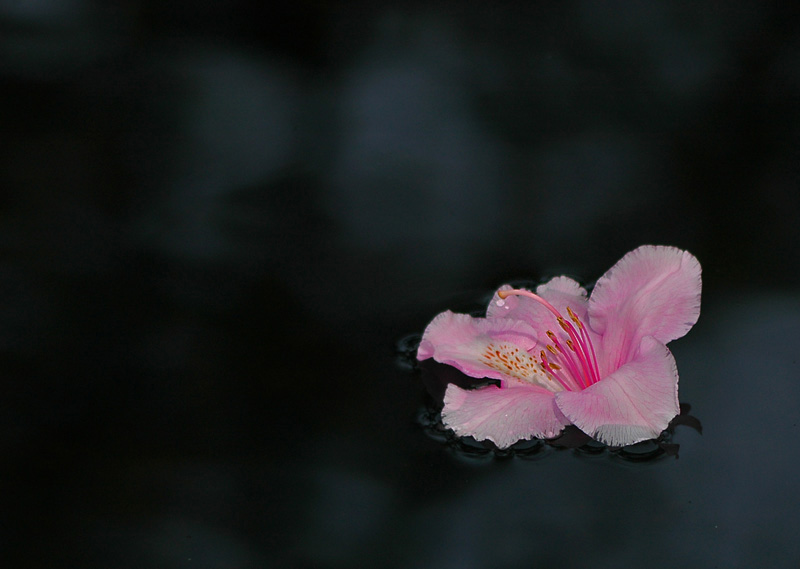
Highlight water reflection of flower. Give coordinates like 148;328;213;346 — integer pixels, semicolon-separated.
416;245;702;448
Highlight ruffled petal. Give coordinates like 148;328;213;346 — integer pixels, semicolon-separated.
487;277;589;342
554;336;679;446
442;382;568;448
588;245;701;372
417;311;554;387
536;276;590;318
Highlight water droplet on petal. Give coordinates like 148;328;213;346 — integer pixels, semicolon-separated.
495;299;505;307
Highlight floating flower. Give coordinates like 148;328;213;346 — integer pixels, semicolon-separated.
417;245;702;448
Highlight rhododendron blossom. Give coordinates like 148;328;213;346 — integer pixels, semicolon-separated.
417;245;702;448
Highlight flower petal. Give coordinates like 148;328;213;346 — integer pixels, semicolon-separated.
417;311;553;386
487;277;589;342
554;336;679;446
536;275;590;316
442;382;568;448
588;245;701;372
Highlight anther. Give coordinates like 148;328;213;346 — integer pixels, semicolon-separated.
566;306;583;328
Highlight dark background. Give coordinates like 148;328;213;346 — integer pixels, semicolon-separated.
2;2;800;567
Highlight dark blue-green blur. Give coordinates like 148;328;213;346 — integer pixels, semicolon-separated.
1;2;800;567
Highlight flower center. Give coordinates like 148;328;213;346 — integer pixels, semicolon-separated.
497;289;602;391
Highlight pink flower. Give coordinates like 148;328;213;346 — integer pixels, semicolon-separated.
417;245;702;448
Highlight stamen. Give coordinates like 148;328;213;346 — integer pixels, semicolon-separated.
496;288;603;388
567;306;582;328
577;315;601;382
560;316;595;388
547;332;583;389
539;350;573;391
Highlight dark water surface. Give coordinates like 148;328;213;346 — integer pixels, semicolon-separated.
2;3;800;568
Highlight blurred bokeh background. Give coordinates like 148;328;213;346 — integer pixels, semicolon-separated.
1;2;800;567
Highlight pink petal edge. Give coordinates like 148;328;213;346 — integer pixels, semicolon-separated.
416;311;540;381
588;245;702;372
554;335;680;446
486;277;589;343
442;382;568;449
